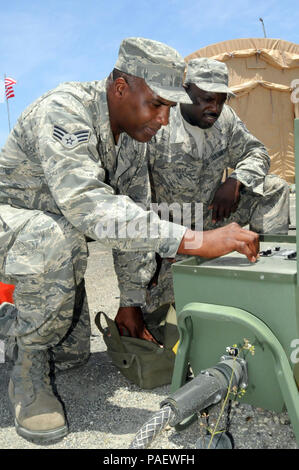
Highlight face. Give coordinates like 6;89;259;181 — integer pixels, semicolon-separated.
113;78;176;143
182;83;227;129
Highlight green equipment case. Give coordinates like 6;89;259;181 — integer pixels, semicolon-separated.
171;119;299;444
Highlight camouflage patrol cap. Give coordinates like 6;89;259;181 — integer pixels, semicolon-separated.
185;58;235;97
114;37;191;104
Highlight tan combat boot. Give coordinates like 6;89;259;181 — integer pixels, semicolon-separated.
9;344;68;442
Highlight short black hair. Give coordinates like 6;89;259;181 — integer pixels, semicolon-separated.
112;68;140;90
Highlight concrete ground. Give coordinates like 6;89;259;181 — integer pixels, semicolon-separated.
0;238;298;451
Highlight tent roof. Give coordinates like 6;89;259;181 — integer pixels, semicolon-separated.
185;38;299;184
186;37;299;68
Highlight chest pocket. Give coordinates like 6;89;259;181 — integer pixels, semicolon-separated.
200;136;230;180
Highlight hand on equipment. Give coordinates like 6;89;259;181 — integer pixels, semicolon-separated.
177;222;259;263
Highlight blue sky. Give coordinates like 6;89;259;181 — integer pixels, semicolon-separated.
0;0;298;148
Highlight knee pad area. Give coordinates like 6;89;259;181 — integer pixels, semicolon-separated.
4;214;86;278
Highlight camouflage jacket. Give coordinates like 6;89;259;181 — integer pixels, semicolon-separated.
115;103;270;307
0;79;186;258
149;103;270;206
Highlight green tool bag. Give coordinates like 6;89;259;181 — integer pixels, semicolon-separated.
94;306;179;390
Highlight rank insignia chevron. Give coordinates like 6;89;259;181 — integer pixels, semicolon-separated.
53;125;90;149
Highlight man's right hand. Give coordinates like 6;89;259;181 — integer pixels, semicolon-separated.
209;178;243;223
177;223;259;262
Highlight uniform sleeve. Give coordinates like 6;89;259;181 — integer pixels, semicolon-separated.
111;138;170;308
112;249;157;307
225;107;270;195
111;143;158;308
36;92;186;256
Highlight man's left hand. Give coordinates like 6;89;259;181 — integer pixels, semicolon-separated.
209;178;243;223
115;306;159;344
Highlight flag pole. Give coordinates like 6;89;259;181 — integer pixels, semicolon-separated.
4;73;12;133
259;18;267;38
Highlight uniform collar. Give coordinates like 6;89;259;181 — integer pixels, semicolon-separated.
94;78;118;175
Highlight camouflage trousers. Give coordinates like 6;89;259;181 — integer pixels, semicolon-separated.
0;205;91;367
144;174;290;313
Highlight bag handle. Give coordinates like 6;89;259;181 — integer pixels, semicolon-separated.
94;311;126;352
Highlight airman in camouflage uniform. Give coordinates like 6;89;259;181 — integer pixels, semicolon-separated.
113;58;289;314
0;40;259;443
0;37;193;443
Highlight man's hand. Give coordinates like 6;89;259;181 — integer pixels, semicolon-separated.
209;178;243;223
177;223;259;263
114;306;159;344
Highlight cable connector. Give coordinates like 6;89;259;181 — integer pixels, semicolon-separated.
160;356;247;426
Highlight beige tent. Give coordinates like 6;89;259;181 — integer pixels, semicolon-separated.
186;38;299;183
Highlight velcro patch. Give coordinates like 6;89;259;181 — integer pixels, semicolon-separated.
53;125;90;149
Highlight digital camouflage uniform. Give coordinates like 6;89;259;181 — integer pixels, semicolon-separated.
114;59;289;313
0;39;191;359
0;78;187;357
0;37;193;442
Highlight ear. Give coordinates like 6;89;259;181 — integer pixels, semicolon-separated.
113;77;130;99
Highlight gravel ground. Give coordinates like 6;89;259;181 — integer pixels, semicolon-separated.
0;241;298;452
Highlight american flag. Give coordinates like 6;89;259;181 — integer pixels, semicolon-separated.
5;77;17;99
